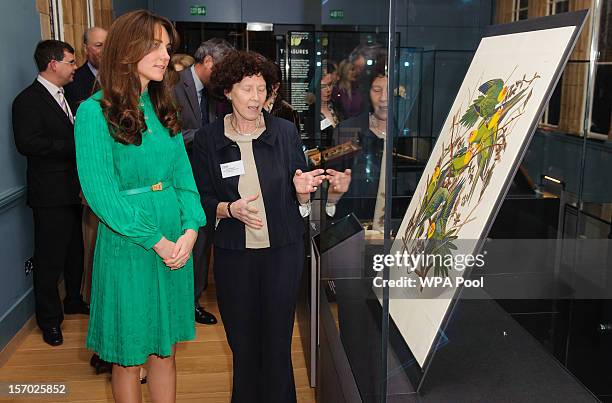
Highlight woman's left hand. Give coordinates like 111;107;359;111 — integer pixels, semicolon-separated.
164;229;198;270
326;168;352;196
293;169;326;195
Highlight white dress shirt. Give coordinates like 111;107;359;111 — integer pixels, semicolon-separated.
37;74;74;121
87;61;98;78
190;65;205;105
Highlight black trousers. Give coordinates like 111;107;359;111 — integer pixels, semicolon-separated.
32;205;84;329
193;222;214;306
214;242;304;403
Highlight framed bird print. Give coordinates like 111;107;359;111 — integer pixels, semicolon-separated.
379;10;588;381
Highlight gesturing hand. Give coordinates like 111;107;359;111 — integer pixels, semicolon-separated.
293;169;326;195
230;194;264;229
326;169;352;196
164;229;198;270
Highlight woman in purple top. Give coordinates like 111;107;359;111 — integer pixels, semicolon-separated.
332;59;364;120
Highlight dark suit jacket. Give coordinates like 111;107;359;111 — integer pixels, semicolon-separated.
64;63;96;113
173;68;231;145
270;99;300;131
173;68;206;145
192;113;308;250
12;80;81;207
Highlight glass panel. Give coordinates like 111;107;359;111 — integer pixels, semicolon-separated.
568;1;612;401
547;74;563;126
590;65;611;135
311;23;390;403
599;1;612;62
525;59;588;200
555;0;570;15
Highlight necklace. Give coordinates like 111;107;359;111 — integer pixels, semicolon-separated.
231;113;261;136
369;113;386;138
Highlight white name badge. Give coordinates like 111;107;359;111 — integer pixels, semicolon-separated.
321;118;332;130
220;160;245;178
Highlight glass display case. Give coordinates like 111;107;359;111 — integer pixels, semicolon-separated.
286;1;611;401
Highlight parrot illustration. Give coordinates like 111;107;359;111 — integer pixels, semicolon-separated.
459;79;507;128
403;72;540;282
448;144;478;176
424;166;442;205
423;179;465;277
466;86;530;201
426;179;464;240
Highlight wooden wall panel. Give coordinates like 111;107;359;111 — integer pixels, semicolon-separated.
494;0;596;135
36;0;50;15
529;0;547;19
62;0;73;24
558;62;588;134
93;0;113;30
39;13;52;40
495;0;514;24
570;0;592;60
37;0;52;40
34;0;114;64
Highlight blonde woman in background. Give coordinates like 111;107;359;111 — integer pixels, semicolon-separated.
332;59;363;120
171;53;195;71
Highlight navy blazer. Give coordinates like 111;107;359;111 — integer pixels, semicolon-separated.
192;112;308;250
64;63;96;113
12;80;81;207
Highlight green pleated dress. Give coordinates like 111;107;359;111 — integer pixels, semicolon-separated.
74;91;206;366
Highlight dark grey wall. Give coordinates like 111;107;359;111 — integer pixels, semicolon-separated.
396;0;492;50
0;1;40;350
141;0;491;39
395;0;492;138
147;0;333;24
242;0;319;25
149;0;241;23
321;0;389;26
524;131;612;203
113;0;149;17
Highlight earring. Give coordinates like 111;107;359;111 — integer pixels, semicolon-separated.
228;96;232;101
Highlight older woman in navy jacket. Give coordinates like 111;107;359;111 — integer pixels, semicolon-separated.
192;51;347;403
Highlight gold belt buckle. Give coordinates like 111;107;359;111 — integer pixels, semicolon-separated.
151;182;163;192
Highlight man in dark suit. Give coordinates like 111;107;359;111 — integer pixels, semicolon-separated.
12;40;88;347
173;38;233;325
65;27;107;113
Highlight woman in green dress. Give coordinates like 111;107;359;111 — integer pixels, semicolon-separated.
74;10;205;402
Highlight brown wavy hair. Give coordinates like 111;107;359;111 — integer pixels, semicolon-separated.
99;10;180;145
209;51;271;101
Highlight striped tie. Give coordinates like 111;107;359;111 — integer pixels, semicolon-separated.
58;88;74;124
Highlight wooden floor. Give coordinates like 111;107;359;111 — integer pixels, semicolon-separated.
0;283;315;402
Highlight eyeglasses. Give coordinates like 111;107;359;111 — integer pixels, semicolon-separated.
55;59;76;65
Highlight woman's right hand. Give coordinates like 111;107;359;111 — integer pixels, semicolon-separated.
153;237;180;269
229;194;263;229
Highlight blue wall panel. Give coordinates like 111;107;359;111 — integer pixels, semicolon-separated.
0;1;40;350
